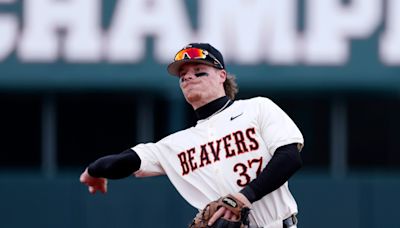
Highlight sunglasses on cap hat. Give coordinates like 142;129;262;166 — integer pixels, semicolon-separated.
174;47;224;69
168;44;225;76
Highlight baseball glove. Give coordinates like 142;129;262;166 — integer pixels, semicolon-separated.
189;194;250;228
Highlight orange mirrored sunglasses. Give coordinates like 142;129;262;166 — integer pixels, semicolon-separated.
174;47;223;69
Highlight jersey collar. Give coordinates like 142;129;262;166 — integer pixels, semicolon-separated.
195;96;233;120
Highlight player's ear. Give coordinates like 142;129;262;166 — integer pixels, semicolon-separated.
218;69;227;83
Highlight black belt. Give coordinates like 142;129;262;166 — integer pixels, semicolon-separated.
283;214;297;228
248;214;298;228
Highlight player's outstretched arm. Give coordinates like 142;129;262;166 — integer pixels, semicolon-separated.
79;149;141;194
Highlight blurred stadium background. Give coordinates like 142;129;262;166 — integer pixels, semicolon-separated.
1;0;400;227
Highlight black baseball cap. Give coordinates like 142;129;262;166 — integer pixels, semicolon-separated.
167;43;225;76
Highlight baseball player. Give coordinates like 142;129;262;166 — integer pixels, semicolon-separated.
80;43;304;228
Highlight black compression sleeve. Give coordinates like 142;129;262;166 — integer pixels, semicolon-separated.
240;143;302;203
87;149;141;179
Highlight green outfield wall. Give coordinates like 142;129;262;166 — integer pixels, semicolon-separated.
0;173;399;228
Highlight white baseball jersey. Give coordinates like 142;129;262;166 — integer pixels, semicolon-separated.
133;97;304;228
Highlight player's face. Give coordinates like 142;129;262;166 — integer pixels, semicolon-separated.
178;63;227;109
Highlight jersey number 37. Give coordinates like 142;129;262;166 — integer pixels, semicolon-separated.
233;157;263;187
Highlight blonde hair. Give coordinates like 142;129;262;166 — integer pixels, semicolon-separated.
223;73;239;100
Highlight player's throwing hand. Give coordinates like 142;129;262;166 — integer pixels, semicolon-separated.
79;168;108;194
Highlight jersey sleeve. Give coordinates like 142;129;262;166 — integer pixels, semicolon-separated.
131;142;166;177
256;97;304;155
